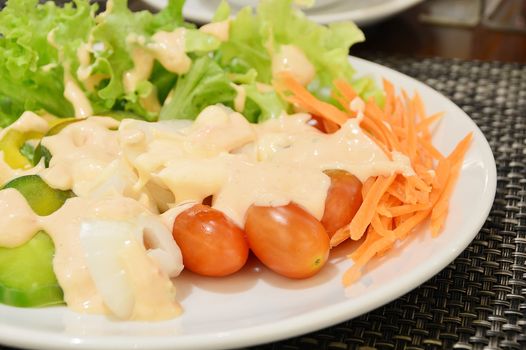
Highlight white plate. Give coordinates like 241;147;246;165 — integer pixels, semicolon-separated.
0;56;496;350
144;0;424;26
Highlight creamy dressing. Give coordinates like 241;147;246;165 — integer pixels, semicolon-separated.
76;43;108;92
76;43;92;82
119;105;411;226
123;30;192;112
123;48;154;94
0;155;17;186
0;103;413;321
199;20;231;42
124;30;191;79
40;117;121;195
47;28;93;118
41;63;58;72
0;156;45;188
64;73;94;118
272;45;316;86
0;189;41;248
148;29;191;75
122;47;162;113
230;83;247;113
0;111;49;140
140;89;162;114
0;191;182;320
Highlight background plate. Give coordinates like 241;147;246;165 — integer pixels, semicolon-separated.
0;56;496;350
143;0;424;26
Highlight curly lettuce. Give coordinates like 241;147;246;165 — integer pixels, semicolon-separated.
0;0;380;125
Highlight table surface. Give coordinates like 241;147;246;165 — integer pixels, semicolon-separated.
351;2;526;63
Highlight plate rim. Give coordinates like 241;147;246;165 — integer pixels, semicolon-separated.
0;56;497;350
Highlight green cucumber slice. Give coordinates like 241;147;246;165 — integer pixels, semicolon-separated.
2;175;74;216
0;129;42;169
0;231;64;307
33;118;80;167
0;175;74;307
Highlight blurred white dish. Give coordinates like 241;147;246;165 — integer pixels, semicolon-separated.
0;56;496;350
228;0;341;10
143;0;424;25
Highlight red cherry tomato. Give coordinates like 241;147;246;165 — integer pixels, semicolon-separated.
321;170;363;237
245;203;330;279
172;204;249;277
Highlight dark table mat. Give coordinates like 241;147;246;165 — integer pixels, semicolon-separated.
246;55;526;350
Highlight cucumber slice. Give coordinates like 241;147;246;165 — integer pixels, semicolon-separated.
32;118;79;167
32;144;52;167
0;129;42;169
0;231;64;307
19;142;35;165
0;175;72;307
2;175;74;216
46;118;79;136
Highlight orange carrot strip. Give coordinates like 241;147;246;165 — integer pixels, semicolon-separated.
419;137;446;161
343;237;395;286
393;208;432;240
350;227;380;261
413;92;426;121
417;112;444;134
334;79;358;103
387;181;407;203
348;174;396;240
430;133;473;236
383;79;395;116
386;203;432;217
371;213;394;238
276;73;349;125
361;177;376;199
447;133;473;164
432;157;451;190
407;175;432;192
406;98;418;161
361;117;389;148
330;227;350;247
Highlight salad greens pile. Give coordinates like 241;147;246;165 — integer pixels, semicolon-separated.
0;0;383;309
0;0;381;126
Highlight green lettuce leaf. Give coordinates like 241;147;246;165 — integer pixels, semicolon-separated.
243;85;286;123
86;0;221;120
0;0;95;119
258;0;364;86
217;7;272;83
159;56;236;120
214;0;382;105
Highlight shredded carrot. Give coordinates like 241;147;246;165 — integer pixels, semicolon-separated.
417;112;444;134
276;75;472;287
334;79;358;104
348;174;396;240
276;73;349;126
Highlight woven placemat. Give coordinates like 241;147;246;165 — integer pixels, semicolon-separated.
247;56;526;350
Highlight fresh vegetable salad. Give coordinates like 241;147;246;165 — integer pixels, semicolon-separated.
0;0;471;321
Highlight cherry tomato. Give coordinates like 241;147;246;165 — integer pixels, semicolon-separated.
321;170;363;237
245;203;330;279
172;204;249;277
